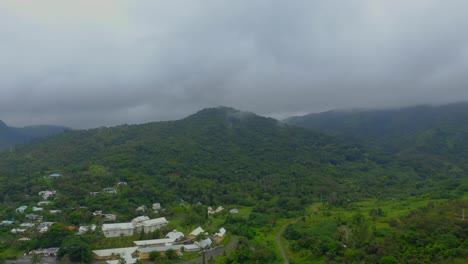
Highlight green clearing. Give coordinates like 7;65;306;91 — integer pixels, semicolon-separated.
285;194;468;264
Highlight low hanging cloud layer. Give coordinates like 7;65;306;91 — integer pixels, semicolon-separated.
1;0;468;128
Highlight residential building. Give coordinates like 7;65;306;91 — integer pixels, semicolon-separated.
165;229;184;240
189;226;205;239
215;227;227;243
16;206;28;213
102;222;134;238
196;238;212;249
141;217;169;233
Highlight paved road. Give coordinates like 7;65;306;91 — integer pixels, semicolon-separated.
6;256;59;264
183;236;238;264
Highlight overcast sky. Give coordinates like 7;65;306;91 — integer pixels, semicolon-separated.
1;0;468;128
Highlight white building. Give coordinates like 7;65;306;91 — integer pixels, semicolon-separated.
92;247;139;264
165;229;184;240
189;226;205;239
102;222;134;238
133;238;176;247
38;190;56;200
140;217;169;233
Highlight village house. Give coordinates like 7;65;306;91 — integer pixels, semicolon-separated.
103;214;117;222
214;227;227;243
38;190;56;200
47;173;62;178
38;201;51;206
102;222;134;238
166;229;185;240
208;206;224;215
37;223;49;233
103;187;117;194
93;210;103;216
1;220;14;226
32;207;43;212
49;209;62;214
152;203;161;211
189;226;205;239
16;205;28;213
78;224;96;234
183;244;202;252
25;214;42;221
92;247;139;264
196;238;212;249
136;205;147;214
11;228;26;234
132;216;150;232
140;217;169;233
20;223;35;228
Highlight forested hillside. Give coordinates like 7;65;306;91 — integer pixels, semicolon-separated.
1;107;460;218
285;102;468;176
0;106;466;263
0;120;67;149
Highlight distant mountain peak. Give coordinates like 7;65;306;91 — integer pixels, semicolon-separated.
0;120;7;128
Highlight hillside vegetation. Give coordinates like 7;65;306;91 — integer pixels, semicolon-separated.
0;106;465;263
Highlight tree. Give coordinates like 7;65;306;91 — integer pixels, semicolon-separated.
31;252;42;264
165;249;178;260
60;254;71;264
57;236;93;263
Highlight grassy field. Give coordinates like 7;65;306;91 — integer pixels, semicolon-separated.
285;193;468;264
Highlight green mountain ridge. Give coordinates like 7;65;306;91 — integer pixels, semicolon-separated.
0;120;68;149
0;106;446;217
285;102;468;174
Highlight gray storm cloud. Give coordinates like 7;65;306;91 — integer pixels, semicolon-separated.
1;0;468;128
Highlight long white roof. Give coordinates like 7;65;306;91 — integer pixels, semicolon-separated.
102;222;133;231
92;247;138;264
133;238;175;246
142;217;168;226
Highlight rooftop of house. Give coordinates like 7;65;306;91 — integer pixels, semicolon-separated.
133;238;176;247
215;227;227;237
138;244;183;253
166;229;184;240
190;226;205;236
142;217;168;226
102;222;133;231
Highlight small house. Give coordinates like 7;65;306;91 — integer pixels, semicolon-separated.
103;187;117;194
189;226;205;239
16;206;28;213
214;227;227;243
165;229;184;240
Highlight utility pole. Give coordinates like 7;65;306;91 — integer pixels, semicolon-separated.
463;209;465;221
